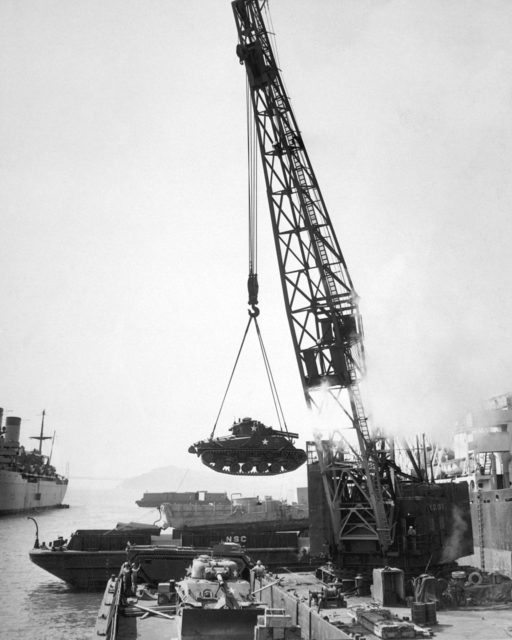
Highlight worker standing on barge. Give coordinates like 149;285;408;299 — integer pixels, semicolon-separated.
121;562;132;595
131;561;141;594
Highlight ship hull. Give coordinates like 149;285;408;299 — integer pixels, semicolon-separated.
0;469;68;515
30;549;126;590
458;487;512;577
174;518;309;535
30;546;236;590
30;530;310;590
158;494;308;532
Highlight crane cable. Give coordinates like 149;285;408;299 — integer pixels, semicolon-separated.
253;316;288;433
245;71;288;432
247;77;259;317
210;315;288;438
210;315;253;438
210;76;288;438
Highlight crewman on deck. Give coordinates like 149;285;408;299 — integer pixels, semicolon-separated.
121;562;132;595
252;559;266;589
407;525;417;552
131;561;141;594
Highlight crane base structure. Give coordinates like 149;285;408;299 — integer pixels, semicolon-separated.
307;441;474;575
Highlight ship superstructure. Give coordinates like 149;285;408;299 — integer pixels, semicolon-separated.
0;408;68;515
433;392;512;576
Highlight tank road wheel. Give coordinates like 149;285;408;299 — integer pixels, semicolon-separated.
229;462;240;474
201;452;214;465
282;459;295;471
256;461;268;473
269;462;282;474
214;457;227;470
241;462;253;473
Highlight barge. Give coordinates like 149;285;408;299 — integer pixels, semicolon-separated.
29;522;164;589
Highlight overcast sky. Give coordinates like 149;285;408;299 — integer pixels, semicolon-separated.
1;0;512;482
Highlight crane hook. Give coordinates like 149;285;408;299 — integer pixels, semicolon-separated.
247;273;259;317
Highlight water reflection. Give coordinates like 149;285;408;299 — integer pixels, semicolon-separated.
1;485;144;639
25;581;101;640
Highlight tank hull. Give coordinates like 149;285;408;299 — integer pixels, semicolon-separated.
189;418;307;476
0;469;68;514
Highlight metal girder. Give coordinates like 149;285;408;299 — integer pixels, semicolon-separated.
233;0;364;406
232;0;392;554
311;440;395;552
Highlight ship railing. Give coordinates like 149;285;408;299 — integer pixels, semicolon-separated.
95;573;123;639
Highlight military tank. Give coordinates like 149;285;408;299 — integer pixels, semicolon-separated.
188;417;307;476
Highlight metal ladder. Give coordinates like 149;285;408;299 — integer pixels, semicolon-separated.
476;490;485;571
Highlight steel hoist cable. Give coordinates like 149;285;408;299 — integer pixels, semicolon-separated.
253;317;288;433
210;69;287;438
247;77;259;317
210;316;253;438
210;315;288;438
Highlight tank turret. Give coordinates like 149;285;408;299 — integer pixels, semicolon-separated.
188;417;307;476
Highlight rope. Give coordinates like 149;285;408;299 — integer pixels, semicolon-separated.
210;316;254;438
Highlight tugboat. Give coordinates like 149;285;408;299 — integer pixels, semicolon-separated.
189;417;307;475
0;409;68;515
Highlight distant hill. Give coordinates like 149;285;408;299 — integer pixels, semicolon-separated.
117;462;308;502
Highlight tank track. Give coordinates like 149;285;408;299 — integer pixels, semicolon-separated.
199;448;307;476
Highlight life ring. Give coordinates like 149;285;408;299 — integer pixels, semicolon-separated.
467;571;482;586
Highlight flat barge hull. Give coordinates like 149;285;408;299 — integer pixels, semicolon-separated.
31;547;222;590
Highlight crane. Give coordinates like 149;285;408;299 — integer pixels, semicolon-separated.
232;0;393;558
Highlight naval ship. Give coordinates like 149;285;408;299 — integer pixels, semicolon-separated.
433;392;512;577
0;408;68;515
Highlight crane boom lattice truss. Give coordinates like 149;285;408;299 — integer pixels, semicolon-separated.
232;0;392;554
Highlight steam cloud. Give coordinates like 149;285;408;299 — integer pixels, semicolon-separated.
441;504;470;563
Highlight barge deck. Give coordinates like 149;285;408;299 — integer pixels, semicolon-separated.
97;565;512;639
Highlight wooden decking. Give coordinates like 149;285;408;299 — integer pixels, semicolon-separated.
96;578;178;640
115;603;177;640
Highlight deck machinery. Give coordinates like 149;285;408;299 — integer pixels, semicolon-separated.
232;0;473;573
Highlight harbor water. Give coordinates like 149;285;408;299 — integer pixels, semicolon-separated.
0;479;158;640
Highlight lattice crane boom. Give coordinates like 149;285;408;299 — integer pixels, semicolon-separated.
232;0;392;553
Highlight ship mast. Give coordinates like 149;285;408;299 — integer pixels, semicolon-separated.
30;410;52;454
